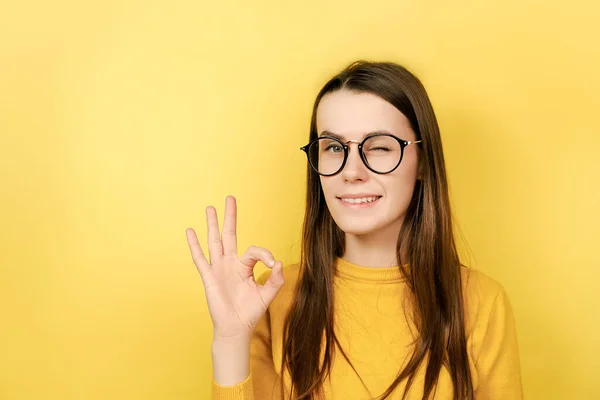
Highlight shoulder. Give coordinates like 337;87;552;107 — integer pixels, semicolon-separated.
460;266;506;304
460;266;516;343
461;266;510;319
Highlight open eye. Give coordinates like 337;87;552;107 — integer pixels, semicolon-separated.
324;143;344;153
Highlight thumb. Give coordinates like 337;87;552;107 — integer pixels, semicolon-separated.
257;261;285;306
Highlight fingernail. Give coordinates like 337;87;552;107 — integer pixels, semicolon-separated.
269;259;275;267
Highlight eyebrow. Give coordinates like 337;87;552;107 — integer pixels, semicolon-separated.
318;130;395;140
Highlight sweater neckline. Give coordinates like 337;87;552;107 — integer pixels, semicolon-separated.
335;257;407;283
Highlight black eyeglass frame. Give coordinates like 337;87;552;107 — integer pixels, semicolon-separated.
300;133;422;176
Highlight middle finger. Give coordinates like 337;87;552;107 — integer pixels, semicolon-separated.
221;196;238;256
206;206;223;264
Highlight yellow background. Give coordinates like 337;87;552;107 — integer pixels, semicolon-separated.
1;1;598;399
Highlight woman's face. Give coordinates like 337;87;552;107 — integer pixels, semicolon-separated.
316;89;420;238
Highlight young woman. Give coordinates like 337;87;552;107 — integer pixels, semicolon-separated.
186;61;523;399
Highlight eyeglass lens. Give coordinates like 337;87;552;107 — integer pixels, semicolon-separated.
308;136;402;175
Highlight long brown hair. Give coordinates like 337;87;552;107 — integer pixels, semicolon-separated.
280;61;474;400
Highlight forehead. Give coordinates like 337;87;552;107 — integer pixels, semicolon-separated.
315;90;414;140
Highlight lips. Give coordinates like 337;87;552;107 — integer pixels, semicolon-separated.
339;196;380;204
336;195;382;206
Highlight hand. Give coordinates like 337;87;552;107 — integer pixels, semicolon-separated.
186;195;284;342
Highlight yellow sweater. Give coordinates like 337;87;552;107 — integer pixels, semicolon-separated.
212;258;523;399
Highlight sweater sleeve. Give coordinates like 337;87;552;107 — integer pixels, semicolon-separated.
211;271;282;400
474;286;524;400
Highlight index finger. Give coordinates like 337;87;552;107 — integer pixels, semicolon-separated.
221;195;238;256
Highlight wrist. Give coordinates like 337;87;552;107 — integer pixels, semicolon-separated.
211;334;251;386
212;332;252;346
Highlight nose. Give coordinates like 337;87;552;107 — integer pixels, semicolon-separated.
341;140;368;182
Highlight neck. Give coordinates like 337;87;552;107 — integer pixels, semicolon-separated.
342;218;404;268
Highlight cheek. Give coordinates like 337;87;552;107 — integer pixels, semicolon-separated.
383;169;418;208
319;176;336;195
319;177;333;205
319;177;327;194
319;177;343;211
385;177;416;198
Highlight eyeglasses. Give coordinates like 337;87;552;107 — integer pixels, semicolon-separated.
300;134;422;176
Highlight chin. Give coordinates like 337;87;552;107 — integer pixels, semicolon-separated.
330;208;406;239
333;218;385;237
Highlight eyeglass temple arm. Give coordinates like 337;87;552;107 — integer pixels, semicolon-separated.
300;139;423;150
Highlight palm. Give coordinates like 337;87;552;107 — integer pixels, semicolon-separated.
203;256;269;338
186;196;283;340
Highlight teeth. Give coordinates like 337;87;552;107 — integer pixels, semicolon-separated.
340;196;379;204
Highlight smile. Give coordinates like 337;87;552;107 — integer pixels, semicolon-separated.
336;196;382;207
